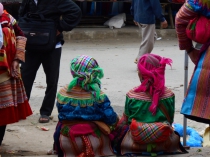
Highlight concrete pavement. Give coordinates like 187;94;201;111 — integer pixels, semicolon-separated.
1;27;210;157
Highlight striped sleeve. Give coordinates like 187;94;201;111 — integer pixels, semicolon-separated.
175;3;198;50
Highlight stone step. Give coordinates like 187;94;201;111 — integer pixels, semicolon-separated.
63;26;177;40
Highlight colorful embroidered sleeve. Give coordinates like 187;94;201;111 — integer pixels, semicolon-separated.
14;36;27;62
8;13;26;62
175;3;198;50
56;86;118;125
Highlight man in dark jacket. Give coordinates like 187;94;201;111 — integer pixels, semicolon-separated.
19;0;82;123
131;0;168;63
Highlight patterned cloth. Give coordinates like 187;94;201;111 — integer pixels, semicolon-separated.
0;10;32;126
187;0;210;17
15;36;27;62
0;78;27;109
54;55;118;156
176;0;210;124
125;87;175;124
0;78;32;126
0;22;16;76
181;48;210;124
57;85;117;125
135;54;172;115
0;11;25;77
175;0;210;50
54;121;114;157
120;130;187;156
175;3;198;50
110;114;129;155
110;87;175;155
130;119;172;144
68;55;104;100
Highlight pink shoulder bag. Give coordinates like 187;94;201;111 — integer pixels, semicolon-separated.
186;15;210;44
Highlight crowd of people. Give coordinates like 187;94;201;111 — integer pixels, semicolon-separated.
0;0;210;156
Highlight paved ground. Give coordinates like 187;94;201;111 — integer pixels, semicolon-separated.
0;27;210;157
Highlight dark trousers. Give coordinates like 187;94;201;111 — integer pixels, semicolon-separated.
0;125;6;145
21;48;62;116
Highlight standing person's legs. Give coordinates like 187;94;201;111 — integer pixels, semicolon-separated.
136;23;156;61
0;125;6;145
39;48;61;121
21;51;42;99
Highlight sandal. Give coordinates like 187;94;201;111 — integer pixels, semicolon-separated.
39;115;50;123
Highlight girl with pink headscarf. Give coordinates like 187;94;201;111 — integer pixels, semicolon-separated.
111;54;187;156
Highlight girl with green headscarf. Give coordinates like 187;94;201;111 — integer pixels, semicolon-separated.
52;55;118;157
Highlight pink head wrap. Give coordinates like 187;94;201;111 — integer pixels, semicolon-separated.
0;3;3;16
134;54;172;115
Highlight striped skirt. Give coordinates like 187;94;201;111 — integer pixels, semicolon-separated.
181;47;210;124
0;78;32;126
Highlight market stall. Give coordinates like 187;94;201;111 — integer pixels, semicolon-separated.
73;0;182;28
0;0;182;28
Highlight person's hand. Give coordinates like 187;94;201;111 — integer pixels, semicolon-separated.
161;20;168;29
188;48;200;65
11;60;20;78
133;20;138;26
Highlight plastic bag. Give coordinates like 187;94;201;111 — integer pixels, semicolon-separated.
104;13;126;29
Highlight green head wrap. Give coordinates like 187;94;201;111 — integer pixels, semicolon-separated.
68;55;104;100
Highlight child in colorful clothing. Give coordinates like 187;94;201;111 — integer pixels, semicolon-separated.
0;3;32;147
111;54;187;156
51;55;118;157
